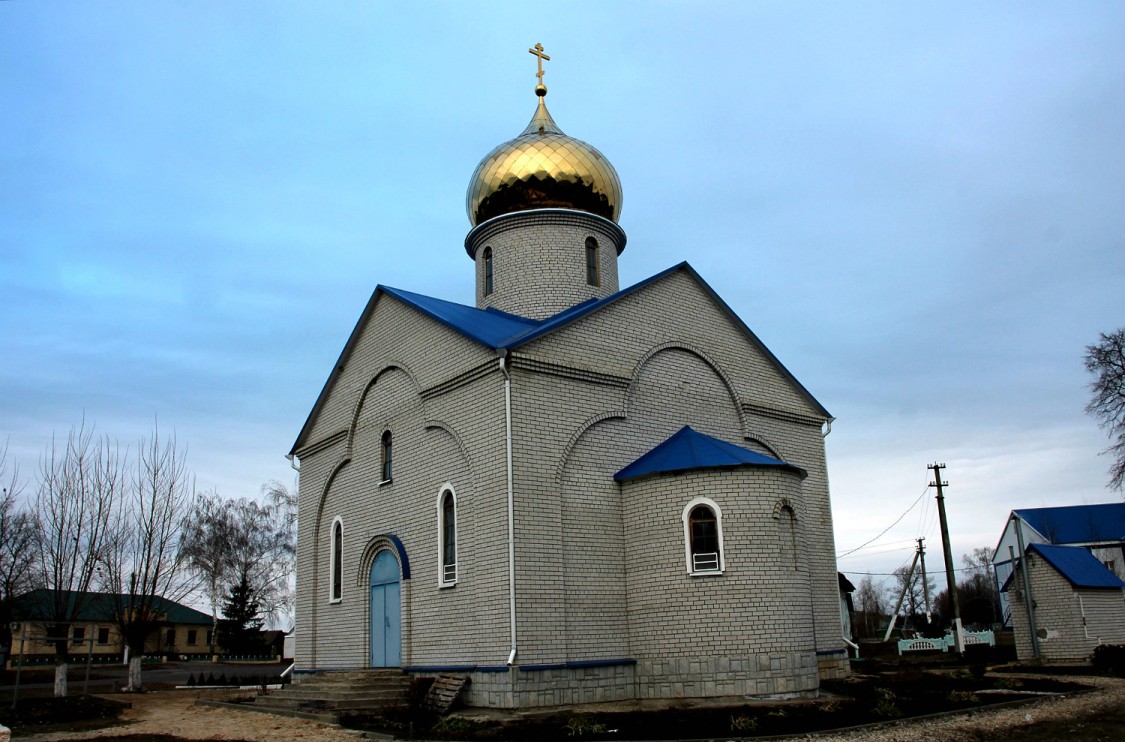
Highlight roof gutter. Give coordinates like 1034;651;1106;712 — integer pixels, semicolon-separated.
499;352;517;666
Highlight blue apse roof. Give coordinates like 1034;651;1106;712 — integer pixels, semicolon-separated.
1027;544;1125;589
614;426;807;482
1013;503;1125;545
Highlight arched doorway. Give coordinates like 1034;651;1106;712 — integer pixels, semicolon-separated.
369;550;401;667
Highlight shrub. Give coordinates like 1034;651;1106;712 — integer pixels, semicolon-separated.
1092;644;1125;676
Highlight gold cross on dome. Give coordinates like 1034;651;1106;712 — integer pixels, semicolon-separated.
529;43;551;85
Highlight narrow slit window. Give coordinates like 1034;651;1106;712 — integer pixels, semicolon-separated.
440;489;457;585
381;430;393;481
585;237;600;286
331;520;343;601
483;246;494;296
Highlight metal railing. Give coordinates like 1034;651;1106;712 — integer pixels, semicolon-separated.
692;552;720;572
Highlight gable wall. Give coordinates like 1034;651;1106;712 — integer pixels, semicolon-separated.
1008;552;1125;661
294;297;511;671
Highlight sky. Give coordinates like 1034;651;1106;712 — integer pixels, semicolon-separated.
3;2;1123;600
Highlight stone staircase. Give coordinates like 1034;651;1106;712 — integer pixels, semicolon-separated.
249;669;411;723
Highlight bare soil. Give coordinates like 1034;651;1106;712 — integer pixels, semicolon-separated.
5;671;1124;741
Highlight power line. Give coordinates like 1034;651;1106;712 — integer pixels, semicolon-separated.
836;483;930;559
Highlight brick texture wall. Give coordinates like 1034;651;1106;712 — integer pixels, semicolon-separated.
292;243;843;706
1008;552;1125;662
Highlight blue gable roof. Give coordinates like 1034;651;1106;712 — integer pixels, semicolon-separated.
378;264;687;351
614;426;806;482
291;262;832;455
1028;543;1125;589
1014;503;1125;545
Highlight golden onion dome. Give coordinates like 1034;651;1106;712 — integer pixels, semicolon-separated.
466;87;623;226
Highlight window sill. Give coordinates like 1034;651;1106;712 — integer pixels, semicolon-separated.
378;479;393;487
438;581;457;589
689;570;724;577
328;598;342;605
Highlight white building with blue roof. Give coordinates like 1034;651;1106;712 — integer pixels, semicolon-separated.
1001;543;1125;661
993;503;1125;629
290;53;844;708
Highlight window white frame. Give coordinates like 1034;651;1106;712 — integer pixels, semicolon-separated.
329;516;344;603
681;497;726;576
436;483;458;587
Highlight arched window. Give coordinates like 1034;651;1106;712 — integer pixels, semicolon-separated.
330;518;343;602
483;246;494;296
381;430;393;482
585;237;600;286
437;485;457;586
681;498;725;575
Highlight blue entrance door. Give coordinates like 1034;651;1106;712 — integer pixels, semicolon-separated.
369;551;401;667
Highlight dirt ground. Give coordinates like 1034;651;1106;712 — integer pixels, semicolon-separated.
12;692;364;742
10;672;1125;741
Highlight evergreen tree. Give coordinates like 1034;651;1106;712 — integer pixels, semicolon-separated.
217;572;263;654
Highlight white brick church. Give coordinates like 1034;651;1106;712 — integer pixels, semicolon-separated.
291;51;847;707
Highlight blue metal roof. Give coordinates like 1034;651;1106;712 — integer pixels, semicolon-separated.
1028;543;1125;589
379;286;538;348
1014;503;1125;545
614;426;806;481
379;264;688;351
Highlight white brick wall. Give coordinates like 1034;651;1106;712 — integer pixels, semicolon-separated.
292;228;843;706
1008;552;1125;662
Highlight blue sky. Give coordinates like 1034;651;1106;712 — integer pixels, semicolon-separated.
3;2;1123;593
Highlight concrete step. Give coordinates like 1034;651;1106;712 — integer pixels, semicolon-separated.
268;687;407;701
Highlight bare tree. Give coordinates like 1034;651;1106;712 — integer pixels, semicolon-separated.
852;575;886;638
228;492;292;628
99;427;196;691
33;423;122;697
181;491;237;654
957;547;999;628
890;564;936;629
1;440;38;666
1085;328;1125;491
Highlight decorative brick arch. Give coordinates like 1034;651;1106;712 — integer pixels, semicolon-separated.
356;533;411;586
627;342;748;437
345;361;424;457
771;497;800;520
554;411;627;485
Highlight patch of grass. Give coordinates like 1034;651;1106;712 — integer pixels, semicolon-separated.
729;714;757;732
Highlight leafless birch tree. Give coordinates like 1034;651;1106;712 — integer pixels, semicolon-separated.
33;423;122;697
99;427;196;691
180;491;236;654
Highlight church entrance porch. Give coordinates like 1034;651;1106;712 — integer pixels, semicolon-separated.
369;550;402;667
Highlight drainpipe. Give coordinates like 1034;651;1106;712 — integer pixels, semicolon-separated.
499;352;517;666
1011;515;1040;658
822;418;834;438
286;453;300;471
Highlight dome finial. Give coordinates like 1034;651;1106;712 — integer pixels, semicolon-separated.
529;42;550;97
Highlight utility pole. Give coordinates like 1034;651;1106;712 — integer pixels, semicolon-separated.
917;537;931;622
929;463;963;653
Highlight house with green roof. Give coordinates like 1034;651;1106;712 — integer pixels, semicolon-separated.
7;590;214;663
